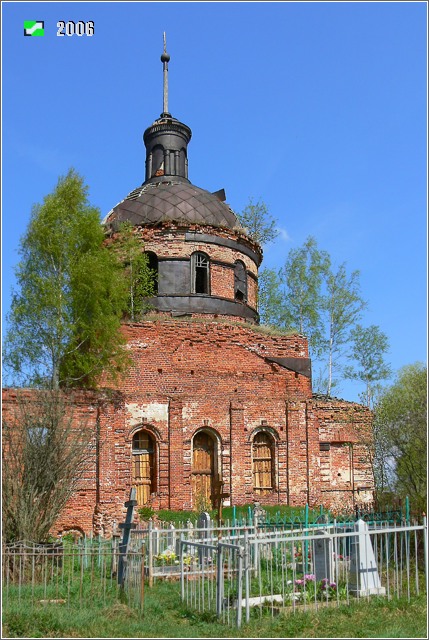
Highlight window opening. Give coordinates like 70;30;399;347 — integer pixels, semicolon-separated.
191;253;210;294
253;431;274;494
146;251;158;294
132;430;156;506
234;260;247;302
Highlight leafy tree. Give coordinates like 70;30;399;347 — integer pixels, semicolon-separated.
2;390;94;542
257;236;369;395
257;267;285;326
3;169;129;389
344;324;392;407
373;363;427;514
112;222;156;320
280;236;330;357
236;198;279;245
320;263;367;396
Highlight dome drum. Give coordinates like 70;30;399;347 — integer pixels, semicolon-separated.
144;118;192;181
148;295;258;322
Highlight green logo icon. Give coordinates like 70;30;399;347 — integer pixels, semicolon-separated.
24;21;44;36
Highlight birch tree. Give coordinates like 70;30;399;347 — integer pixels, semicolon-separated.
344;324;392;407
257;267;285;326
280;236;330;357
321;264;367;396
236;198;279;245
3;169;129;389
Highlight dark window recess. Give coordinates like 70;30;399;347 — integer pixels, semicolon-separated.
234;260;247;302
191;253;210;294
320;442;331;451
151;144;164;177
146;251;158;293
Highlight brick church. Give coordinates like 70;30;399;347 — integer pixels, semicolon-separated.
3;45;375;537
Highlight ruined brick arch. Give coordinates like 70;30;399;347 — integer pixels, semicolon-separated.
128;424;162;507
191;427;222;509
58;526;85;541
248;427;279;496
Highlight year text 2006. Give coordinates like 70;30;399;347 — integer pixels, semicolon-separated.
57;21;94;37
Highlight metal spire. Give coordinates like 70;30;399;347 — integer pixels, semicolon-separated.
161;32;170;116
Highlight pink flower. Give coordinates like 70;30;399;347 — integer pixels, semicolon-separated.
304;574;316;581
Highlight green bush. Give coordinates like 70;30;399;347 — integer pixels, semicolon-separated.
138;506;155;521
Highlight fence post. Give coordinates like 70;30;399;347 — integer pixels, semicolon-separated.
140;542;145;614
423;516;428;595
333;518;338;583
254;515;259;578
405;496;410;525
180;534;185;602
236;547;243;628
244;528;250;623
304;503;309;575
216;541;223;618
148;520;154;588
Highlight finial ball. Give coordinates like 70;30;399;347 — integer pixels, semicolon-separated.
161;52;170;63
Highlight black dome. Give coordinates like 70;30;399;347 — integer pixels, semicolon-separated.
104;180;240;229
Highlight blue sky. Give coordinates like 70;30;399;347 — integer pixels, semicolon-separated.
1;1;427;401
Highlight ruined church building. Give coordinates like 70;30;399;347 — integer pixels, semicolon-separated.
4;43;375;536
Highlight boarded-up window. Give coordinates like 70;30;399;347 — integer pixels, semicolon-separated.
330;443;351;484
132;431;156;506
192;432;215;508
253;432;274;494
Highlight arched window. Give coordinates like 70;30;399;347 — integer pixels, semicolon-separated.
152;144;164;177
252;432;275;494
234;260;247;302
146;251;158;294
191;252;210;294
132;430;156;506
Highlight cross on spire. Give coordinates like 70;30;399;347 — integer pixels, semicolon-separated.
161;32;171;117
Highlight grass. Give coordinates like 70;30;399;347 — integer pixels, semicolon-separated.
2;580;427;638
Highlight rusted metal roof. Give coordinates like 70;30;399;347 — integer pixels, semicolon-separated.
104;180;239;229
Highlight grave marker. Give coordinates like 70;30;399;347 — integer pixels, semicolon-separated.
349;519;386;596
197;511;211;563
312;531;333;581
117;487;137;586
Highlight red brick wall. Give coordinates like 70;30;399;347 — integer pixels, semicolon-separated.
2;320;375;537
314;397;374;512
